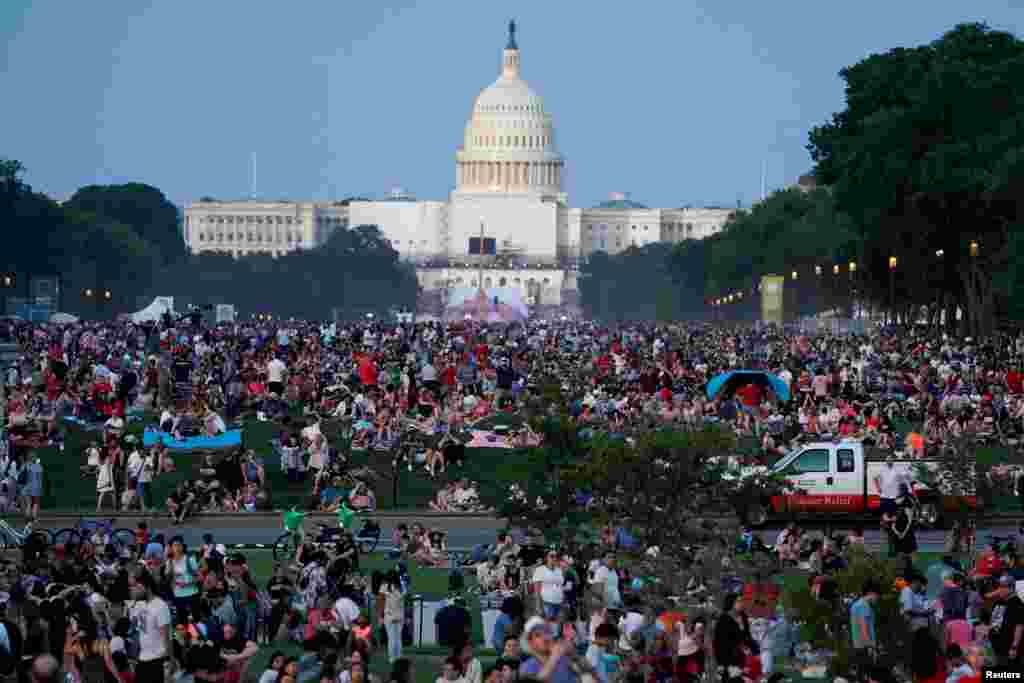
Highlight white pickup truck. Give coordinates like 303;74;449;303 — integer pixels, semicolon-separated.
741;440;977;527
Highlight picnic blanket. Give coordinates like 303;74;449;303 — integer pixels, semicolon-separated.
467;430;512;449
143;429;242;451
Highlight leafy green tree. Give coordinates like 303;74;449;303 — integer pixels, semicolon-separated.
808;23;1024;335
64;183;185;265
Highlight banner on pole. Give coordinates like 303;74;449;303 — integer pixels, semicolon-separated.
761;275;785;325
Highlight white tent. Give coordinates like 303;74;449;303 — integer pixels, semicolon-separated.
50;312;79;324
131;297;174;323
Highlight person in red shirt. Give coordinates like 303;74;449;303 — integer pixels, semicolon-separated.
737;383;763;408
358;355;377;387
1008;368;1023;395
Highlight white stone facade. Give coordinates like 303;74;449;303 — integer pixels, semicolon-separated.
182;23;733;304
183;200;347;257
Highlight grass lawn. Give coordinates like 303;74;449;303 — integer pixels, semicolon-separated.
37;415;542;513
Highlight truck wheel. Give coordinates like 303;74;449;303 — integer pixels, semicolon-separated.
745;502;770;527
918;501;942;528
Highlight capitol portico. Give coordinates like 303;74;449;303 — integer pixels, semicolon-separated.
183;22;733;311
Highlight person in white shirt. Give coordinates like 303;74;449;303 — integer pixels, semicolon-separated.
875;457;909;516
590;553;622;609
531;551;566;619
128;568;172;683
332;591;361;630
267;357;287;397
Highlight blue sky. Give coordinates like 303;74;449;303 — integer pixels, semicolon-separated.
2;0;1020;209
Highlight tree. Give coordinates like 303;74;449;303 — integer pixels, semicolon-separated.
808;23;1024;335
64;183;185;265
788;548;906;677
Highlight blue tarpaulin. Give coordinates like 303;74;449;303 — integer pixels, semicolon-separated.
143;429;242;450
706;370;791;402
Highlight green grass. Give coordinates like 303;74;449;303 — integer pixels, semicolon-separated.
38;414;542;513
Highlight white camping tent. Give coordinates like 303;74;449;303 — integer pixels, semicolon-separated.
215;304;236;323
131;297;174;323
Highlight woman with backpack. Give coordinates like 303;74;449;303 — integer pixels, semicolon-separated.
164;536;201;625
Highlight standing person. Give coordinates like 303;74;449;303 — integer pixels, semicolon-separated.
889;487;919;562
267;355;287;399
138;448;157;512
128;568;172;683
990;575;1024;668
381;571;405;664
532;551;566;620
712;595;751;683
589;554;621;610
164;536;201;624
874;457;908;518
96;450;116;512
850;580;880;677
23;453;43;521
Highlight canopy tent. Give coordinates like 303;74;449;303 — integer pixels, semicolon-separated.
131;297;174;323
706;370;791;403
50;312;79;324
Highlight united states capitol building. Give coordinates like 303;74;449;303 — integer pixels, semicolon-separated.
183;23;733;309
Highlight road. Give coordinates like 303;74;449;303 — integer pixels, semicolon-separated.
28;515;972;554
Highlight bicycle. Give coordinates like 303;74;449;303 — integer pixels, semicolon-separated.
0;518;51;552
273;509;381;561
52;517;135;552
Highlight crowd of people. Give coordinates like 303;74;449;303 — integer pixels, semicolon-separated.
3;314;1024;683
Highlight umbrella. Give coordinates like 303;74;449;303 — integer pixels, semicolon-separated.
706;370;791;403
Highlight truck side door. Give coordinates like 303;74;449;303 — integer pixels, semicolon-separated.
781;447;834;512
831;447;863;513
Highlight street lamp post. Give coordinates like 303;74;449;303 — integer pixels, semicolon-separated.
848;261;857;320
888;256;897;325
0;273;15;317
790;270;798;323
814;265;822;317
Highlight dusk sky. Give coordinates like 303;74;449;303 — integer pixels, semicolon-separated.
2;1;1021;209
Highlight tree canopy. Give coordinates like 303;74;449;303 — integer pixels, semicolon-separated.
577;23;1024;334
0;160;418;319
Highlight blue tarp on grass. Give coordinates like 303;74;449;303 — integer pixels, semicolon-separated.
143;429;242;450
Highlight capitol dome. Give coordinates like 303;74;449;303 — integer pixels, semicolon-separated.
454;21;564;194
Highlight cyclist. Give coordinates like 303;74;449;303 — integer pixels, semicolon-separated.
283;508;307;565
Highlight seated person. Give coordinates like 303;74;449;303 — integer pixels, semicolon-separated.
195;455;220;494
159;408;176;433
348;481;375;511
167;481;197;524
204;409;227;437
318;477;345;512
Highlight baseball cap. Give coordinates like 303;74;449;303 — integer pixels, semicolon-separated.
999;575;1014;586
524;616;548;637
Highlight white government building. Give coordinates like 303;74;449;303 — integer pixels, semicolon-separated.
183;22;733;308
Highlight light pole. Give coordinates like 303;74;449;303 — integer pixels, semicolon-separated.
888;256;897;325
0;273;15;317
814;265;823;316
790;270;799;323
848;261;857;320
